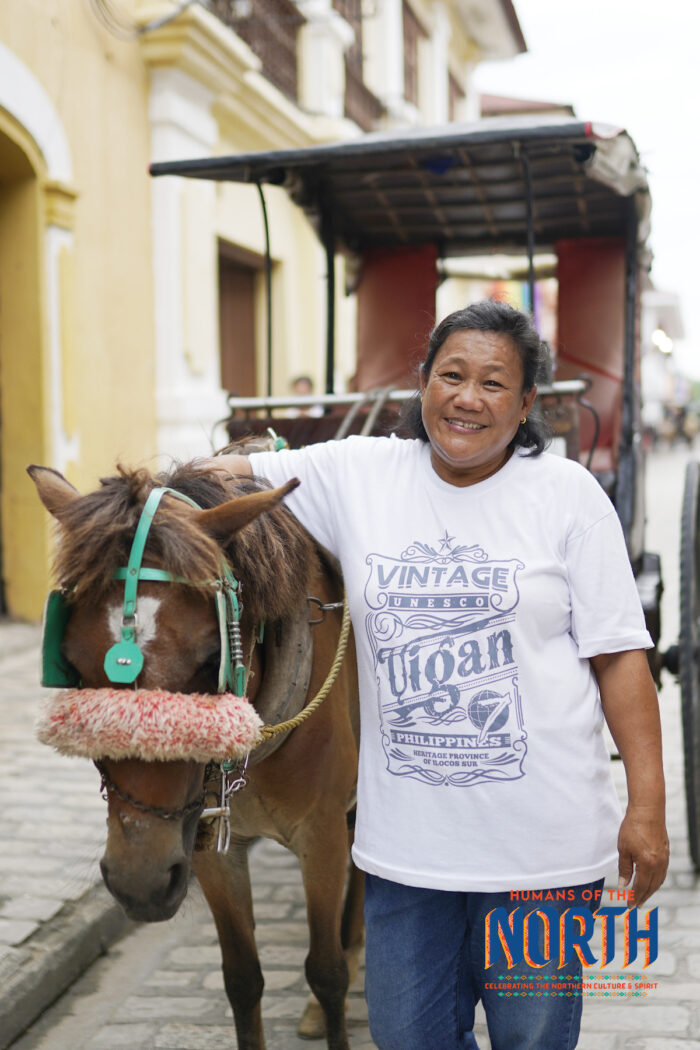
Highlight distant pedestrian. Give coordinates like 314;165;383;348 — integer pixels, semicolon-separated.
286;375;323;417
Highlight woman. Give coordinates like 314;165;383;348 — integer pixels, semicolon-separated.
213;299;668;1050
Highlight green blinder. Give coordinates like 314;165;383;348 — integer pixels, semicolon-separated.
41;589;81;688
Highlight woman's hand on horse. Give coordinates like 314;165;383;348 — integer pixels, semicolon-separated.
206;454;253;478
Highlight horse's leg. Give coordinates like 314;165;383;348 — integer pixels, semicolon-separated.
294;820;351;1050
341;858;365;990
193;844;266;1050
298;837;365;1041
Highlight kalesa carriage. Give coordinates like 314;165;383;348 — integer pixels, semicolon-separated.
31;117;696;1050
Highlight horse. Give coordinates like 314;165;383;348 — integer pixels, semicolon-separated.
28;460;363;1050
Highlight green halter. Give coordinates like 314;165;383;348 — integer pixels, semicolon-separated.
103;487;247;696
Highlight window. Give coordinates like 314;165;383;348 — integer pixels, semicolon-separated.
210;0;305;100
403;1;426;108
332;0;385;130
333;0;362;78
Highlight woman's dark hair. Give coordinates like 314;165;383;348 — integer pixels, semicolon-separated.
397;298;552;455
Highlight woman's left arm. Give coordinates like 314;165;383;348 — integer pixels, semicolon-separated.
591;649;669;908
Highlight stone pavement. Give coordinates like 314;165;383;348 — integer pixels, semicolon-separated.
0;621;133;1049
2;445;700;1049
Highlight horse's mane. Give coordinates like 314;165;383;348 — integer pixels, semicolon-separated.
53;461;318;622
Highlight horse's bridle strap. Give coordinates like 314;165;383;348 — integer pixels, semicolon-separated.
113;567;187;584
104;486;248;696
121;488;200;618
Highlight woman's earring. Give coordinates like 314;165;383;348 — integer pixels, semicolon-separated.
520;417;527;424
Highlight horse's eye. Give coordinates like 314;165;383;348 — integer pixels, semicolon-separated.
197;648;219;666
192;650;221;682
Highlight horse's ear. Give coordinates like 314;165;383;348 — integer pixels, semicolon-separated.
195;478;300;543
27;465;81;520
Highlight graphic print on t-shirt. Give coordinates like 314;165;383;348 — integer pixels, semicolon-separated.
364;532;527;786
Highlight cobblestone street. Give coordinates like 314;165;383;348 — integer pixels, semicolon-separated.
10;839;380;1050
2;445;700;1049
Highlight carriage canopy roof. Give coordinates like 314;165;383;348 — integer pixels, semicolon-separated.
150;116;650;258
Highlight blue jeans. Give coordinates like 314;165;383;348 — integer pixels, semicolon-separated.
364;875;605;1050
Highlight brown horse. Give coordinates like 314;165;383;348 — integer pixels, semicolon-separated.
29;461;362;1050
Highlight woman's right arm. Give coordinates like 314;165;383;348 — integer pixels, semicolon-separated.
204;443;341;556
207;453;253;478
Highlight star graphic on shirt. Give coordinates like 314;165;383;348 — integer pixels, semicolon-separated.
438;530;455;552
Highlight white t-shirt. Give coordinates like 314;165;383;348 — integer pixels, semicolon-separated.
249;437;652;892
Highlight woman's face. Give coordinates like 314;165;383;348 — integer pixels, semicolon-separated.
419;329;537;487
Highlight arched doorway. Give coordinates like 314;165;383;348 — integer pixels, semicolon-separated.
0;115;48;618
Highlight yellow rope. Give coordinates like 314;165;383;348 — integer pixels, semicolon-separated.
258;598;351;741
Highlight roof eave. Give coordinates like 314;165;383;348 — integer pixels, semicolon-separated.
454;0;527;60
498;0;527;54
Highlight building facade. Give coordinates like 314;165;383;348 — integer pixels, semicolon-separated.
0;0;523;618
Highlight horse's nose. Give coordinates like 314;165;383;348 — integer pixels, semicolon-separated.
163;858;189;909
100;851;190;922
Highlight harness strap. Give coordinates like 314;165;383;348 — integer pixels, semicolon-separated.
121;488;200;618
258;598;351;741
113;567;187;584
103;487;201;685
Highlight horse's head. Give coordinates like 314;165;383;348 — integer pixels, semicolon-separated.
28;463;307;921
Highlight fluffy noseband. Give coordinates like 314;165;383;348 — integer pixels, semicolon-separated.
36;688;263;762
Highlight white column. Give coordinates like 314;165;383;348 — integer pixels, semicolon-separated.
148;68;229;460
422;1;450;124
297;0;355;119
461;61;481;122
45;228;80;473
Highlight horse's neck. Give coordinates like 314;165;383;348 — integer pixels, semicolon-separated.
246;602;314;764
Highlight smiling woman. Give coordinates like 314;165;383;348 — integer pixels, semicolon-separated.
414;303;544;485
212;298;668;1050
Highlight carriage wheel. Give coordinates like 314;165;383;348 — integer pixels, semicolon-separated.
679;459;700;870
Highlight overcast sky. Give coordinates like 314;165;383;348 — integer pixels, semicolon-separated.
474;0;700;376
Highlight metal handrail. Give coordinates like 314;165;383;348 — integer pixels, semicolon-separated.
224;379;591;415
536;380;589;398
225;390;416;412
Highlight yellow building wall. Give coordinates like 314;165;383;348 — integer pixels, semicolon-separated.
0;0;157;619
